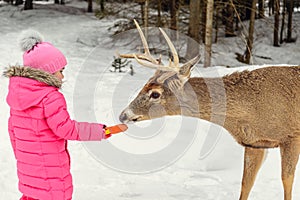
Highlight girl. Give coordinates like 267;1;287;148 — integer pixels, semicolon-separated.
4;30;127;200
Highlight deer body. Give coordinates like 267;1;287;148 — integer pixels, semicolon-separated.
204;67;300;148
118;20;300;200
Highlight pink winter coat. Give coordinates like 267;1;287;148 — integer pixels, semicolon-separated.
4;66;106;200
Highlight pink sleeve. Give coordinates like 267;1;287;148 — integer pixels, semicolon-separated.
75;122;105;141
8;114;17;158
43;91;106;141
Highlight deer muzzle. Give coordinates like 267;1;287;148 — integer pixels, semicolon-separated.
119;108;143;123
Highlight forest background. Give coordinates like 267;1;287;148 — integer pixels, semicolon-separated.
3;0;300;68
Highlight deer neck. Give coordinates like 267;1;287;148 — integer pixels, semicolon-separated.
177;77;228;126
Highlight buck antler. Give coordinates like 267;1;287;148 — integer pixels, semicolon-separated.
119;19;182;72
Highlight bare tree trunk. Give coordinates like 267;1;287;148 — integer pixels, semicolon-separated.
215;1;221;43
144;0;149;27
225;2;235;37
280;0;287;43
269;0;274;15
157;0;162;26
204;0;214;68
185;0;201;60
100;0;105;12
15;0;23;6
244;0;257;64
144;0;149;39
258;0;265;18
274;0;280;46
241;0;252;20
169;0;180;44
170;0;179;31
234;0;240;31
287;0;294;42
87;0;93;12
140;2;144;25
201;0;207;43
24;0;33;10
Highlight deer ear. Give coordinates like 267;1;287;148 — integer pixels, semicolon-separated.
179;54;201;78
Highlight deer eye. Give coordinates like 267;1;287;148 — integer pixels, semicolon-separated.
150;92;161;99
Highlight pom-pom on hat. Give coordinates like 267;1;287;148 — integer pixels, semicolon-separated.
20;30;67;74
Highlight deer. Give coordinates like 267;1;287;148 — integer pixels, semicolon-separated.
118;20;300;200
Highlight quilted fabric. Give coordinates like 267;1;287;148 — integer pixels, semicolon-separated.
6;67;105;200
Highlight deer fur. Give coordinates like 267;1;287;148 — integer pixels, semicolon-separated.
118;20;300;200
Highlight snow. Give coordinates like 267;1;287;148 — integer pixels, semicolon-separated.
0;1;300;199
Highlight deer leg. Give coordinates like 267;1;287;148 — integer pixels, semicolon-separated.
239;147;266;200
280;138;300;200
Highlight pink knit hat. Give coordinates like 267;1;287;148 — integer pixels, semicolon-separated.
20;30;67;74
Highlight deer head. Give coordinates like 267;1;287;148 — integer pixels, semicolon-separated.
119;20;200;123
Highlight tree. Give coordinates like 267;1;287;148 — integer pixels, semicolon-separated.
144;0;149;28
157;0;162;26
204;0;214;67
170;0;179;31
100;0;105;12
258;0;265;18
24;0;33;10
236;0;257;64
201;0;207;43
287;0;294;42
136;0;148;38
111;57;131;73
136;0;146;27
214;0;222;42
239;0;252;20
269;0;274;15
244;0;257;64
274;0;280;46
225;1;236;37
280;0;287;43
15;0;23;6
55;0;65;4
169;0;180;52
185;0;201;60
87;0;93;12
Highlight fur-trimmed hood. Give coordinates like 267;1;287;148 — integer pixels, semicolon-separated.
3;66;62;88
4;66;62;111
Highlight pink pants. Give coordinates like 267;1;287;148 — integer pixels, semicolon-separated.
19;195;38;200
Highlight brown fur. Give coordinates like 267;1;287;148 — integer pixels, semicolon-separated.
120;65;300;200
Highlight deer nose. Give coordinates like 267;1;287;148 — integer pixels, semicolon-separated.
119;111;128;123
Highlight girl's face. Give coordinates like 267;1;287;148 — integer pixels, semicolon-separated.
54;68;65;81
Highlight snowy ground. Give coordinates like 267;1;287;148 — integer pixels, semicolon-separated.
0;1;300;199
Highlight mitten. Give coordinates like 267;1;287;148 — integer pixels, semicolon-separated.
104;124;128;138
